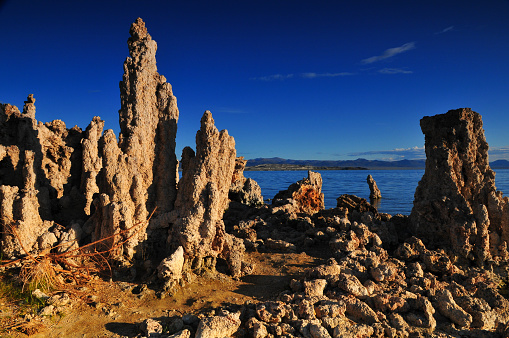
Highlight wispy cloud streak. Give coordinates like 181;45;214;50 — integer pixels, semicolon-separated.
348;146;425;160
361;42;416;64
252;72;353;81
489;146;509;160
436;26;454;34
254;74;295;81
378;68;413;74
300;72;354;78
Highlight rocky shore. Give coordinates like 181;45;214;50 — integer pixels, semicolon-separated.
1;18;509;338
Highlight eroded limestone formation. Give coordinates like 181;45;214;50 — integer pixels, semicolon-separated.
273;171;324;215
83;18;179;259
367;174;382;200
167;111;247;278
0;18;250;275
410;108;509;263
0;96;85;257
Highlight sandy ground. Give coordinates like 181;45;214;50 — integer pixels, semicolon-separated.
0;249;328;337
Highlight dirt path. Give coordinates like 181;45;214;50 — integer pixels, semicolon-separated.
1;250;327;337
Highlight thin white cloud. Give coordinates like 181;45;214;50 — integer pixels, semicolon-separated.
489;146;509;161
253;72;353;81
378;68;413;74
361;42;416;64
252;75;284;81
348;146;425;159
435;26;454;34
301;72;354;78
252;74;294;81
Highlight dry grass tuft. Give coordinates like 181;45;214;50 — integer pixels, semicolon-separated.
19;253;58;292
1;207;156;293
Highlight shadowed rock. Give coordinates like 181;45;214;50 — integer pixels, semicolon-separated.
0;96;84;257
229;156;263;206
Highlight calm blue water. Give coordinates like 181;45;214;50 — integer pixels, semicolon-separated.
244;169;509;216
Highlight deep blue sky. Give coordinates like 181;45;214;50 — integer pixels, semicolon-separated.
1;0;508;161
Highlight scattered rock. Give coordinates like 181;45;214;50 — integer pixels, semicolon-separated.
195;311;241;338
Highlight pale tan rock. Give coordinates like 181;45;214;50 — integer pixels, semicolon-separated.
367;174;382;200
81;117;104;215
435;289;472;328
336;273;368;298
411;108;509;262
0;151;48;257
140;318;163;336
342;295;378;324
86;18;179;259
304;279;327;297
256;301;292;323
332;319;374;338
309;323;332;338
157;246;184;290
168;111;243;276
195;311;241;338
246;317;269;338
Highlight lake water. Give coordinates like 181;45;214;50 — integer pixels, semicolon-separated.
244;169;509;216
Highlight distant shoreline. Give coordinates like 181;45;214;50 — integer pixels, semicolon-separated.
244;157;509;171
244;164;368;171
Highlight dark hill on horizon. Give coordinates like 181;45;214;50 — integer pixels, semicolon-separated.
245;157;509;170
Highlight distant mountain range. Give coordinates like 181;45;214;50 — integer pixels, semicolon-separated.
245;157;509;170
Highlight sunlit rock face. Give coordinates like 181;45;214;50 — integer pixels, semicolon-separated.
167;111;248;277
272;171;325;215
84;18;180;259
410;108;509;263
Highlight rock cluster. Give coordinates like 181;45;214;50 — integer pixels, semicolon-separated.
136;187;509;337
128;108;509;338
0;95;84;258
0;18;247;281
410;108;509;264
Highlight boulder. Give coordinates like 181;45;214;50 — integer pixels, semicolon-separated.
435;289;472;328
229;156;263;206
157;246;184;290
195;311;241;338
336;194;378;215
